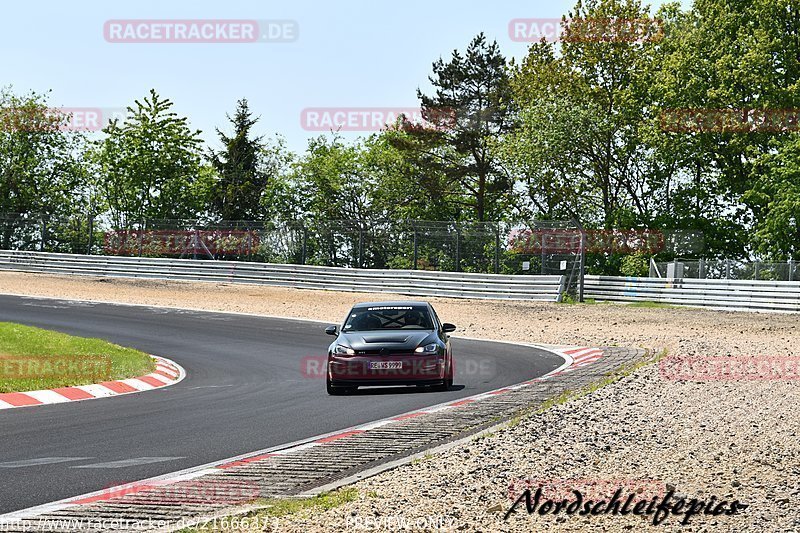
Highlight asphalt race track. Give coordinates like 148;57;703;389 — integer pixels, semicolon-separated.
0;294;563;514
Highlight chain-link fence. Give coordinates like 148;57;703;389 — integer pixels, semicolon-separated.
0;214;588;279
651;258;799;282
0;213;93;254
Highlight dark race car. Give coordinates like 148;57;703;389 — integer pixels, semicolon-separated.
324;301;456;395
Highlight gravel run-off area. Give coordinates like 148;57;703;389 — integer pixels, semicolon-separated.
0;272;798;532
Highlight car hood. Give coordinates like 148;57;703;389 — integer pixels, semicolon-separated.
339;330;436;351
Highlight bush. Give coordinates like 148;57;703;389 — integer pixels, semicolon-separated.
619;253;649;277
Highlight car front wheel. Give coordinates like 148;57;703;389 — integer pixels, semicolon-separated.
436;359;454;391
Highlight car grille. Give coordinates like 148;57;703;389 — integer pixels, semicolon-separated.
355;349;416;356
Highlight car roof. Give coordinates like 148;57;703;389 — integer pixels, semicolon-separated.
351;301;429;309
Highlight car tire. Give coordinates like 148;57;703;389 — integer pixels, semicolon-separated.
436;361;454;391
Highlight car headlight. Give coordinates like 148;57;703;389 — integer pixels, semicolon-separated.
415;343;439;354
334;344;355;356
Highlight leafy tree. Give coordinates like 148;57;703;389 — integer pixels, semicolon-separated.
510;0;664;228
747;135;800;260
0;87;86;249
389;33;516;222
652;0;800;258
92;90;205;228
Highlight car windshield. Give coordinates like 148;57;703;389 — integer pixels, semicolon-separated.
343;305;433;332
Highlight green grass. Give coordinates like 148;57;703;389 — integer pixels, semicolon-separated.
184;489;359;532
0;322;155;393
411;452;435;464
558;296;675;308
625;301;676;309
558;295;604;305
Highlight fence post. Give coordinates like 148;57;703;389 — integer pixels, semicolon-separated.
300;227;307;265
698;258;705;279
789;259;795;282
137;221;144;257
494;224;500;274
40;218;47;252
725;259;731;279
754;260;760;280
358;226;364;268
412;228;418;270
540;230;546;275
578;229;586;303
455;226;461;272
87;213;94;255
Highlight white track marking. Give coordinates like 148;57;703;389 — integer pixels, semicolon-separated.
0;457;93;468
72;457;185;469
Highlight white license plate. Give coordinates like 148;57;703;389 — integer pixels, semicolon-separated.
369;361;403;370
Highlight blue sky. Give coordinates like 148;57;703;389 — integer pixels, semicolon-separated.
2;0;689;153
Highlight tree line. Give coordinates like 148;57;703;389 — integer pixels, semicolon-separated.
1;0;799;274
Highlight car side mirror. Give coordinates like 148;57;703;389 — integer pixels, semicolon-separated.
442;323;456;333
325;325;338;336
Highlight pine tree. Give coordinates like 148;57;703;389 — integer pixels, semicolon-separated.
209;99;266;221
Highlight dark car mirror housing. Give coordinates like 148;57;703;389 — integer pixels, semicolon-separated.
442;323;456;333
325;325;338;336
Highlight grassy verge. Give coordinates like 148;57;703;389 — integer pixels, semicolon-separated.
559;297;675;309
624;301;676;309
0;322;155;392
184;489;359;532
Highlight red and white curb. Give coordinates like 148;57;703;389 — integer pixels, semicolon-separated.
0;344;603;525
0;356;185;410
540;345;604;377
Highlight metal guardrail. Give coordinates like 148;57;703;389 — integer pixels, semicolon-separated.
0;250;566;302
584;275;800;312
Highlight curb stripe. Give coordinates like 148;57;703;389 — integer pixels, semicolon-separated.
154;369;177;380
138;375;169;388
119;378;156;391
391;412;426;421
52;387;94;401
217;454;277;470
448;399;475;407
0;392;41;407
315;430;365;444
0;356;184;410
23;390;72;404
100;381;138;394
